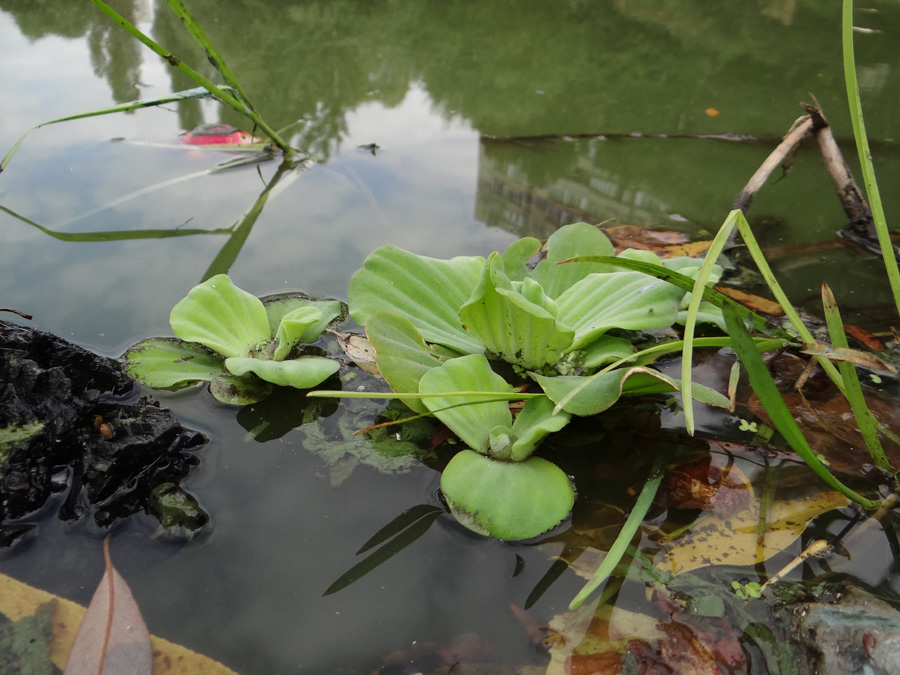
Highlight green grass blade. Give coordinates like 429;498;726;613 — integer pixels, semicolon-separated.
165;0;254;108
731;212;846;394
0;204;231;242
724;304;877;509
1;88;218;173
570;449;670;609
843;0;900;318
821;283;892;473
88;0;294;154
680;209;741;435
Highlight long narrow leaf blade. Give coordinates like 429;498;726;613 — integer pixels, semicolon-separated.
569;450;670;609
680;209;741;435
166;0;253;108
324;509;441;596
842;0;900;318
821;283;892;472
1;88;219;172
724;305;876;509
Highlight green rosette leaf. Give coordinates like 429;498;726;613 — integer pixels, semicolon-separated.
365;311;445;414
459;253;574;369
348;245;486;354
170;274;270;358
508;395;571;461
556;271;683;350
264;297;343;342
273;306;322;361
225;356;340;388
124;337;224;387
418;354;513;454
529;222;615;299
441;450;574;540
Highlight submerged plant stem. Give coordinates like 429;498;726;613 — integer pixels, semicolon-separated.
569;449;670;609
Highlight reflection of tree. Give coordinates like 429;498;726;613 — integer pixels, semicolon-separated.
3;0;898;159
148;0;413;159
86;1;142;103
1;0;143;104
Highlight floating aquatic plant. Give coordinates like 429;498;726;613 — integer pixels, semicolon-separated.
125;275;342;405
313;223;729;540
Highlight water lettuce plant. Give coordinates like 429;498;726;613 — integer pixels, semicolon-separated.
125;275;342;405
329;223;729;540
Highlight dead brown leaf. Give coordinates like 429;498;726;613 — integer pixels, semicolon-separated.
655;490;849;575
604;225;713;258
0;560;239;674
713;286;783;316
63;537;151;675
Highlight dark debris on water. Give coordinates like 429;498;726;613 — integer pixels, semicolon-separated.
0;320;207;546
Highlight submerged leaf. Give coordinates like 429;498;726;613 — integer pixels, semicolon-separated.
441;450;574;540
0;571;239;674
170;274;270;358
656;490;849;574
208;373;273;405
124;338;223;388
63;538;151;675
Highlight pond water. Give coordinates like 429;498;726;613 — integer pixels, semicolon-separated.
2;1;900;673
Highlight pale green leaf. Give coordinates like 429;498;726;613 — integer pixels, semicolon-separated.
170;274;270;358
273;306;322;361
264;297;343;341
124;337;224;387
509;396;572;461
225;356;339;388
418;354;513;454
533;367;669;416
348;245;486;354
441;450;574;540
529;223;615;299
459;253;574;369
579;335;637;370
501;236;542;282
556;271;682;350
365;311;445;414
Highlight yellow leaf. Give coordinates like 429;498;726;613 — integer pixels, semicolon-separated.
656;490;849;575
0;571;239;675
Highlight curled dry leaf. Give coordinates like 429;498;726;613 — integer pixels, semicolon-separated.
332;330;381;377
64;537;152;675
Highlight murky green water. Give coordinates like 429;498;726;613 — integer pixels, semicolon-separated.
2;1;899;672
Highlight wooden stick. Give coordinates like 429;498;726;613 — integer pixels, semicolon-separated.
731;115;814;214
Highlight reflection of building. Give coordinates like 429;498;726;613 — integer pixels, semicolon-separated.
475;137;674;239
